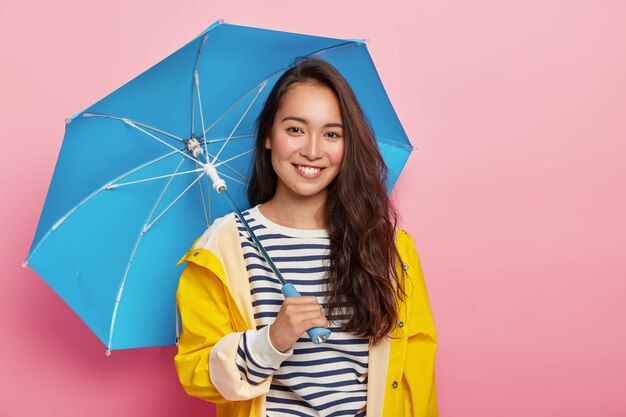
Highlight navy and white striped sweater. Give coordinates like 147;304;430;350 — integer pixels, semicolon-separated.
234;205;369;417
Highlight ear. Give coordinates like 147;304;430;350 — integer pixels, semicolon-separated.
264;137;272;150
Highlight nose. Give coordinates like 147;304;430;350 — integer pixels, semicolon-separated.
301;134;323;160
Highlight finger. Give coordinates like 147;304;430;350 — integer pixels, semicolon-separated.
291;310;328;323
282;296;320;304
283;303;326;314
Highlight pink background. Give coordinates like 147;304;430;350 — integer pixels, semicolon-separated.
2;0;625;416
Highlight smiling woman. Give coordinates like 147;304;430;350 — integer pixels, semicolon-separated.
262;81;345;228
174;58;438;417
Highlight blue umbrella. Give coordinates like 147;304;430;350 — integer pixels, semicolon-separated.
24;19;414;352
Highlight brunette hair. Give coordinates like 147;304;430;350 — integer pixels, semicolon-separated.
248;57;405;345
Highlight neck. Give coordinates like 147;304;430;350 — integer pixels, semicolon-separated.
259;184;327;230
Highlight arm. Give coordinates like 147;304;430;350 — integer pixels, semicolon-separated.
174;261;290;402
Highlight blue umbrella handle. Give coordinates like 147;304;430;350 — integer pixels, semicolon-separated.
281;283;331;344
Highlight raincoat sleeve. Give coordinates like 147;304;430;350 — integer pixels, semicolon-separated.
402;232;438;416
175;259;282;402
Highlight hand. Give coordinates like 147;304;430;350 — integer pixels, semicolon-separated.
269;296;329;353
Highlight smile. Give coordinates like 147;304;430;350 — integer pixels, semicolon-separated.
294;164;323;176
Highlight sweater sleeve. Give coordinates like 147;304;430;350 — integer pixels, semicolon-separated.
175;260;290;402
235;326;293;386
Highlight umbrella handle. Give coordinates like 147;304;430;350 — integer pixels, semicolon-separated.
281;283;331;344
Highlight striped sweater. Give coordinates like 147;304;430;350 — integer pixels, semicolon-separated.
234;205;369;417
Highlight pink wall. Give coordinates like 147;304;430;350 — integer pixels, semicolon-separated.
2;0;625;416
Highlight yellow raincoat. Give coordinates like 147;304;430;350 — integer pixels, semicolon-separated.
174;214;438;416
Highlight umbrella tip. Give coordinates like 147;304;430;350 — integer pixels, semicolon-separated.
218;18;225;25
105;349;111;357
21;260;28;268
65;118;72;125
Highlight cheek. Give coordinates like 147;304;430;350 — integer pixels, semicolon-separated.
329;142;345;166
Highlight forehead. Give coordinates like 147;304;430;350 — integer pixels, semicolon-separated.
276;82;341;118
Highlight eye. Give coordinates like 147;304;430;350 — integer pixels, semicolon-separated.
325;131;342;139
287;127;303;134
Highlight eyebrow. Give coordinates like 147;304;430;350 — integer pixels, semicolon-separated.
281;116;343;129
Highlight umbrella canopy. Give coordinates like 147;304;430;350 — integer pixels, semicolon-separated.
25;20;414;352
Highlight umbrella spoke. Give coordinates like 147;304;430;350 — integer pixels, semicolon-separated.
200;41;357;142
82;113;186;143
201;133;256;144
121;118;204;165
210;155;248;183
107;168;204;189
195;161;210;228
145;172;206;232
201;86;265;138
25;147;185;265
109;155;198;353
211;81;267;165
213;148;254;168
193;70;212;161
144;156;187;226
191;34;210;138
216;170;248;188
83;113;203;165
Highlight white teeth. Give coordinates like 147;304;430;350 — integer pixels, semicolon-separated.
297;165;321;175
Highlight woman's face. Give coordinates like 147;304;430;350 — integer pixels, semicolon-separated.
265;81;345;202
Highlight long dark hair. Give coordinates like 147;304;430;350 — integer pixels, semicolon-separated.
248;57;405;345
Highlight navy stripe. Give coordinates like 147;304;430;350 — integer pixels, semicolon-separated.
281;355;368;369
293;346;369;357
251;299;283;307
266;395;367;411
262;243;330;251
270;378;366;391
272;367;365;380
265;408;315;417
295;337;369;345
250;287;282;295
235;363;264;386
244;252;328;263
243;332;278;372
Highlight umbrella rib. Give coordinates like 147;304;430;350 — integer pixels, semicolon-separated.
375;135;414;151
144;156;187;226
194;42;357;168
82;113;186;143
108;167;204;189
201;87;264;138
145;172;206;232
195;161;210;228
213;148;254;170
109;155;198;351
200;41;358;141
193;70;212;161
24;148;184;266
211;82;267;165
126;119;204;165
83;113;204;165
191;34;210;138
216;170;248;187
107;170;207;350
203;133;256;144
210;155;249;182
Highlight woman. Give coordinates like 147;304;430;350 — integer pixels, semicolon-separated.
174;58;438;416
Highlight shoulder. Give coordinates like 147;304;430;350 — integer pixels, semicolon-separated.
176;212;239;266
395;227;419;262
192;212;239;251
